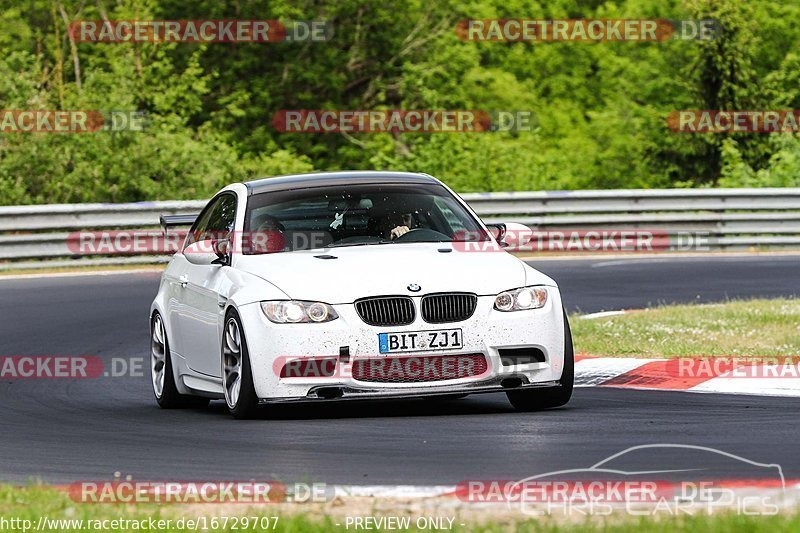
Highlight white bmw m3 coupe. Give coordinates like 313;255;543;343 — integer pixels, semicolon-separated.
150;171;573;418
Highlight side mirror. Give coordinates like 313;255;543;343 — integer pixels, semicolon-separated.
211;238;231;266
486;222;533;249
485;223;506;243
184;239;230;266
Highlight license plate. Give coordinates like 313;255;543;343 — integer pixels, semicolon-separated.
378;329;463;354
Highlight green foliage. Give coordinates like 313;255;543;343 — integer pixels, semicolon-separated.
719;135;800;188
0;0;799;204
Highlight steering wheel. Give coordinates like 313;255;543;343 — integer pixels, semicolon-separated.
247;215;287;253
255;214;285;233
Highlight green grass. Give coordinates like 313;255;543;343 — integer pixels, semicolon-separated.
2;485;800;532
570;298;800;358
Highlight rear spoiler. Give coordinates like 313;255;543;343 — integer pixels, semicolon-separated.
160;214;198;231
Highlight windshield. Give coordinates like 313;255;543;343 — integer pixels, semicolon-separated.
242;182;489;254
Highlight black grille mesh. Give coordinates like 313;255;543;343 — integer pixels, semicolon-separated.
421;293;477;323
355;297;415;326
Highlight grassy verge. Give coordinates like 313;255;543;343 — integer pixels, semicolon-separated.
1;485;800;532
570;298;800;357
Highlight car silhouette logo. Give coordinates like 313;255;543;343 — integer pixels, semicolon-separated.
407;283;421;292
503;444;786;516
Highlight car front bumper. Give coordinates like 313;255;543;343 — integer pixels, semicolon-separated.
237;288;566;401
259;378;563;404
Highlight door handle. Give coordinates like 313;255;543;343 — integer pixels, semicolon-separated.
179;274;189;288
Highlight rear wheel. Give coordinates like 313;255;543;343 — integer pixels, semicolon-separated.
222;310;260;419
506;312;574;411
150;313;209;409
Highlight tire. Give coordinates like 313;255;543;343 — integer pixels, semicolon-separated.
221;309;260;419
150;312;210;409
506;311;574;411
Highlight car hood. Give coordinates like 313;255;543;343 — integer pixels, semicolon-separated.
235;243;553;304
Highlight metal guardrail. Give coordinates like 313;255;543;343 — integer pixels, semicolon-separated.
2;188;799;269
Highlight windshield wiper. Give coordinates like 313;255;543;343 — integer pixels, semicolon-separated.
327;240;393;248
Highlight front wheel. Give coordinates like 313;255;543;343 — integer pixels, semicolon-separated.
506;311;574;411
150;313;209;409
222;310;260;419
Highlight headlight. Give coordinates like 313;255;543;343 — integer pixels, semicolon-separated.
494;287;547;311
260;301;338;323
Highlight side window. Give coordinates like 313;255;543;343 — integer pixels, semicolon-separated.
206;194;237;235
184;194;237;250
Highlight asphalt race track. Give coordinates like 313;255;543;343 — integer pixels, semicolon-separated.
534;253;800;313
1;254;799;485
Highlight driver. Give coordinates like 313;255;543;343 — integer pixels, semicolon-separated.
250;213;286;253
382;212;415;240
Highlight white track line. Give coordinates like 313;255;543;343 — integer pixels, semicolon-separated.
574;357;657;386
578;310;629;320
690;375;800;397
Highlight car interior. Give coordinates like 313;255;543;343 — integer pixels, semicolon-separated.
244;187;478;253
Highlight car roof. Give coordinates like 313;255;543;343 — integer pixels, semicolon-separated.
244;171;439;196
